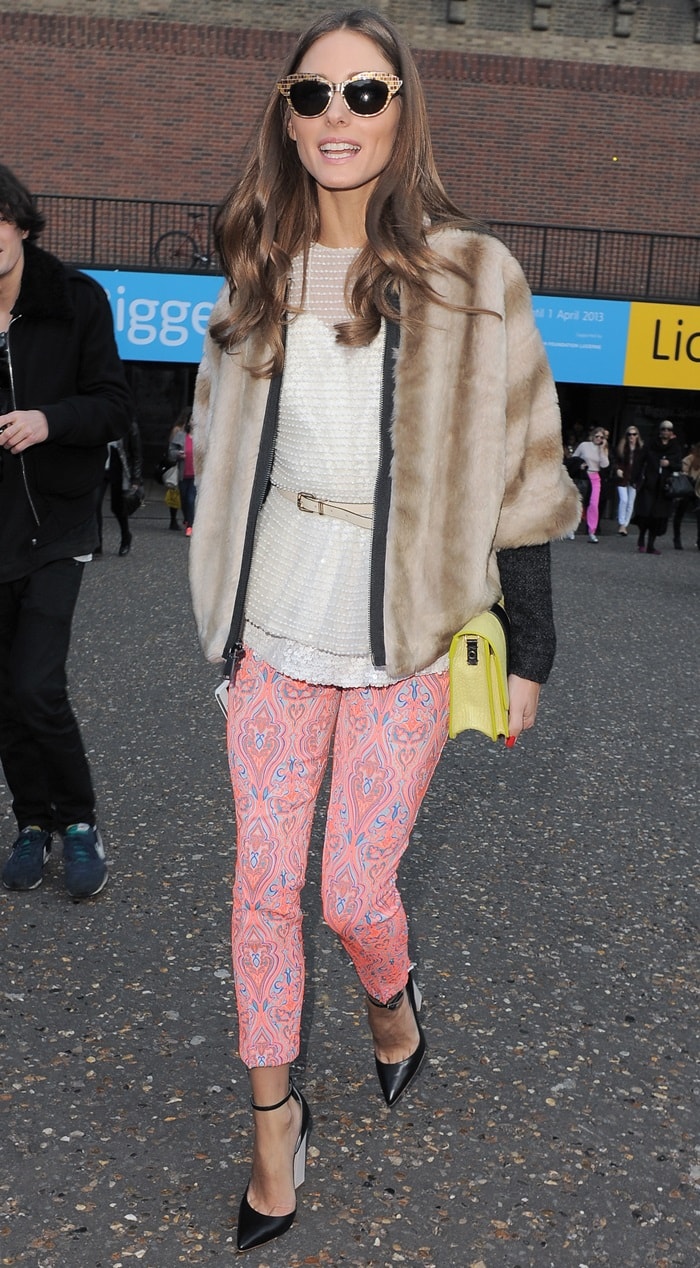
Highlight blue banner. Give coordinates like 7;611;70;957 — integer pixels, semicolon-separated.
86;269;223;363
533;296;631;385
89;270;676;391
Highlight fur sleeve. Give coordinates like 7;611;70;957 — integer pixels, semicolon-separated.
495;251;580;547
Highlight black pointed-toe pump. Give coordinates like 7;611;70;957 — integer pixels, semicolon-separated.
236;1082;311;1253
371;972;426;1108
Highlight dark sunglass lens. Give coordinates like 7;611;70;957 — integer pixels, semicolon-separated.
345;78;390;115
290;79;332;116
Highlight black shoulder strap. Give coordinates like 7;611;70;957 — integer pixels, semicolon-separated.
222;358;284;676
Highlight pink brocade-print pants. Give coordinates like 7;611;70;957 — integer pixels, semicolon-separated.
226;647;450;1068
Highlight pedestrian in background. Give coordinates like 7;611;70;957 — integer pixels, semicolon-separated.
0;163;131;898
673;441;700;550
96;416;143;556
573;425;609;542
634;420;683;555
190;8;578;1254
598;427;616;522
614;424;644;535
165;408;188;531
178;410;196;537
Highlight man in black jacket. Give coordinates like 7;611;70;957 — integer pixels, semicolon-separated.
0;164;131;899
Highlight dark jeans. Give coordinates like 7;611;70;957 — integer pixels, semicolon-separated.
0;559;95;833
179;476;196;528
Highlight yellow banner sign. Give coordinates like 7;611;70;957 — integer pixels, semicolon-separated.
624;302;700;390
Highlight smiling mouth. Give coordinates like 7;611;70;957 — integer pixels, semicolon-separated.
319;142;360;156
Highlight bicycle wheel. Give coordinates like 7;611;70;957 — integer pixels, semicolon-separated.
153;230;198;269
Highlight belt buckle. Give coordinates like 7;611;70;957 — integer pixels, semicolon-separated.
297;491;321;514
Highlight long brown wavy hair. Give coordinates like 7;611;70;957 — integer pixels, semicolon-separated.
211;8;491;376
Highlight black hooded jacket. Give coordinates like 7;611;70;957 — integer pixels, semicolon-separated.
2;241;131;576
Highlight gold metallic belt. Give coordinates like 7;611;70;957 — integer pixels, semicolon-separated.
276;486;374;529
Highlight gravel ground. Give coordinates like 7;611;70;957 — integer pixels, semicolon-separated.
1;497;698;1268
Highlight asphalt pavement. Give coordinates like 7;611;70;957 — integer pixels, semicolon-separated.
1;492;698;1268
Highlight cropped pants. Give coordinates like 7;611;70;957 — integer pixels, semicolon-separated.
227;647;449;1067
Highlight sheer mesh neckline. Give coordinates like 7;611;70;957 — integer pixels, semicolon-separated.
289;242;362;327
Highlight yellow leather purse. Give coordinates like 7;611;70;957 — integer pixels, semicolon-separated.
448;604;510;742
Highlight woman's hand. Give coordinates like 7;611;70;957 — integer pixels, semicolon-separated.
507;675;541;741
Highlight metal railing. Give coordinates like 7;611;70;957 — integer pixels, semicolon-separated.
488;220;700;304
36;195;219;275
36;194;700;303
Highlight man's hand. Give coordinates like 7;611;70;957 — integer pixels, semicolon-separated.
507;674;541;741
0;410;49;453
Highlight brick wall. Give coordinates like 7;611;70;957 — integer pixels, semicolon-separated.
1;0;698;67
3;13;697;236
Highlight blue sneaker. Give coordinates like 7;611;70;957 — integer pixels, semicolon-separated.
62;824;108;899
2;826;52;890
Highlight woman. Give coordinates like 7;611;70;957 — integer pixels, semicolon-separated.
614;425;644;535
573;425;609;542
633;420;684;554
189;8;579;1253
165;408;188;531
672;441;700;550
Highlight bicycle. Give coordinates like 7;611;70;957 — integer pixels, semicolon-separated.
152;211;215;269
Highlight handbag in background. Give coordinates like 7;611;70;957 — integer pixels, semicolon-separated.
448;604;510;742
663;472;694;500
122;483;145;516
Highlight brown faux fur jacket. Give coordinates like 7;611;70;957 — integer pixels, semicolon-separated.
189;228;580;677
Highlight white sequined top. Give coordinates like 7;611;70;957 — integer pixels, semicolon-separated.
243;242;447;686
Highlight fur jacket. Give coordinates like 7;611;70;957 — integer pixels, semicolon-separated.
189;228;580;678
